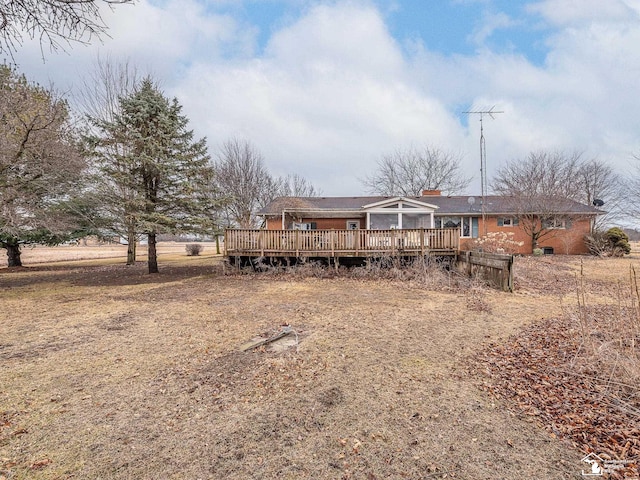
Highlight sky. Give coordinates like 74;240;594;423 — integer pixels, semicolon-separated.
11;0;640;196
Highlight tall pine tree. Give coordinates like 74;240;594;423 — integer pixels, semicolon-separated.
91;78;215;273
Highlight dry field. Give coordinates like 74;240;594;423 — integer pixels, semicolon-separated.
0;242;212;268
1;245;639;479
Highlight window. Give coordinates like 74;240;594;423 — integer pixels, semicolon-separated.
346;220;359;230
370;213;398;230
439;216;461;229
403;213;430;229
435;216;478;238
497;217;519;227
462;217;470;237
542;218;568;229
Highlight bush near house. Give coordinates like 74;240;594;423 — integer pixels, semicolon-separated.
471;231;524;254
605;227;631;256
585;227;631;257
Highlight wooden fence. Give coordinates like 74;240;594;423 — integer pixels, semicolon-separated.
456;250;514;292
224;228;460;258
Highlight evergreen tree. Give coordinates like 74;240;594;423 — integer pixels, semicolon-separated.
90;78;216;273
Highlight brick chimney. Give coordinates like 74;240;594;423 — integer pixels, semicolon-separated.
421;189;441;196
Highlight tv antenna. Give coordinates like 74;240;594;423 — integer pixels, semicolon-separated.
463;105;503;233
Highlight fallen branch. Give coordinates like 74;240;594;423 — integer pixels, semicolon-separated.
240;326;292;352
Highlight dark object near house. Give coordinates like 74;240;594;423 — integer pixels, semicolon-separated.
592;198;605;207
543;247;554;255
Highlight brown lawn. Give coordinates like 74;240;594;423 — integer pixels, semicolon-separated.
0;245;638;479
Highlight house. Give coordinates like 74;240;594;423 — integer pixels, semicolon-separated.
223;190;601;261
250;190;602;255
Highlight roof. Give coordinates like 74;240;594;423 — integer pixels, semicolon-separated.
259;195;603;216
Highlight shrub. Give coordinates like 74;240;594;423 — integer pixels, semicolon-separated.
471;231;524;254
586;228;631;256
584;231;608;256
185;243;204;256
532;248;543;256
605;227;631;256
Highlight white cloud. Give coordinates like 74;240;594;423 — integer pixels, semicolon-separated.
176;2;465;194
11;0;640;196
469;11;517;47
14;0;255;89
527;0;640;26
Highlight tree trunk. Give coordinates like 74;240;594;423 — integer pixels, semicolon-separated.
148;232;158;274
126;229;137;265
5;241;23;267
215;235;220;254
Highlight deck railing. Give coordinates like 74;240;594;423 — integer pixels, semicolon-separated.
224;228;460;257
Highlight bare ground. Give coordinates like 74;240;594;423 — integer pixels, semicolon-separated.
0;247;638;479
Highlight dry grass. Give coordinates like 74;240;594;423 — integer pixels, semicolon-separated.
0;242;220;268
1;247;639;478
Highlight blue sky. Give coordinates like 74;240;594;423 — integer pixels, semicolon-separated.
14;0;640;196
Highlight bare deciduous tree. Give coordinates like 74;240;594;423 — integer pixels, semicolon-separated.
491;151;610;250
213;139;274;228
625;153;640;225
492;151;583;199
77;55;140;129
79;57;142;264
277;173;320;197
362;146;472;196
0;0;133;57
212;139;319;228
576;158;623;230
0;65;87;266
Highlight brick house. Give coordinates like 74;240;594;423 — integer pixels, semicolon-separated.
255;190;602;255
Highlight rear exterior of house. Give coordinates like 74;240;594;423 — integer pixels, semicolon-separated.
252;191;601;255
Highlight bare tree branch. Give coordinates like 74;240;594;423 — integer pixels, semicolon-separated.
0;0;133;58
0;64;88;266
362;145;472;196
276;173;320;197
212;139;319;228
212;139;277;228
491;151;614;250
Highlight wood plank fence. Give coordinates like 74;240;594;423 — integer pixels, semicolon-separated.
456;250;514;292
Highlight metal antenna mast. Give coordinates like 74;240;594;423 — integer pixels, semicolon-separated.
463;106;503;233
463;106;503;198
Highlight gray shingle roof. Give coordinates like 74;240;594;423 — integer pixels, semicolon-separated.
259;195;603;216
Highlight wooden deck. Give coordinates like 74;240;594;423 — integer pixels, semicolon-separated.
224;228;460;259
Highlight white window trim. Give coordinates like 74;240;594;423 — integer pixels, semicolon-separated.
346;220;360;230
435;215;478;238
365;200;436;229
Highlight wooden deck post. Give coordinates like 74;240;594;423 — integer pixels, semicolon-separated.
331;230;335;257
259;229;264;257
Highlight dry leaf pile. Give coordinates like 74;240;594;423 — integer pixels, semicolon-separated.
475;315;640;479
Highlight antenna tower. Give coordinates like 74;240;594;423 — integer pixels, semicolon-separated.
463;106;503;233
